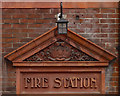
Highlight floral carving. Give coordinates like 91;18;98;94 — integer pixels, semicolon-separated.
24;41;98;61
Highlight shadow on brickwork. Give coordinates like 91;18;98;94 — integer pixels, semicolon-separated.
118;1;120;95
2;58;16;94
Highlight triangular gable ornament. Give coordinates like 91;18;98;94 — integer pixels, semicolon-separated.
4;27;116;67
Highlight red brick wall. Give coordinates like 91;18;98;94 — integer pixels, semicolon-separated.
2;8;119;94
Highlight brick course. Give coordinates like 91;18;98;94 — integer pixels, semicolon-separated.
2;8;119;94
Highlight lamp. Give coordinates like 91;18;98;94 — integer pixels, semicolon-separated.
56;2;68;34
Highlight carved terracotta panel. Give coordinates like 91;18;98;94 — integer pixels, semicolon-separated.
24;40;98;61
16;67;105;94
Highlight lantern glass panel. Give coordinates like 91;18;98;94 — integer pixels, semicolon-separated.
58;23;67;34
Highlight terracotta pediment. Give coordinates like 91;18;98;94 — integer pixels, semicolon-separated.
23;40;98;62
4;26;116;66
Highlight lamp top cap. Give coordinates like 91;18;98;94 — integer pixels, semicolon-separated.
56;18;68;23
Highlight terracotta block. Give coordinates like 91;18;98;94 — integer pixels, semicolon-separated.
4;86;16;91
100;19;116;23
4;82;16;86
2;9;16;13
115;67;119;72
61;9;69;13
2;38;13;43
86;8;100;13
18;9;36;13
12;38;20;43
67;14;75;19
2;14;11;19
13;43;25;48
73;28;85;33
43;14;55;19
7;67;16;72
50;19;56;23
93;34;108;38
101;8;115;13
36;9;50;14
28;14;43;19
5;29;20;33
13;33;27;38
112;72;119;77
110;81;118;86
12;14;27;19
2;43;12;48
109;34;118;38
115;8;119;14
85;14;93;18
19;38;33;43
28;24;43;28
77;24;92;28
116;86;119;92
108;14;119;18
13;24;27;28
28;33;40;38
2;29;11;33
109;24;119;29
8;72;16;77
113;62;119;67
19;29;35;33
115;19;119;23
88;28;100;33
69;9;86;13
8;78;16;82
20;19;36;24
3;19;19;24
50;9;59;14
36;19;51;24
68;24;77;28
84;19;99;23
99;24;109;28
2;33;12;38
115;38;119;43
42;23;55;28
2;24;11;29
95;14;107;18
101;28;117;33
112;77;119;81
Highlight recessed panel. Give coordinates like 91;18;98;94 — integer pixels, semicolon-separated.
20;71;101;94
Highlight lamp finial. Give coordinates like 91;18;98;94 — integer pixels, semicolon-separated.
60;2;63;19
